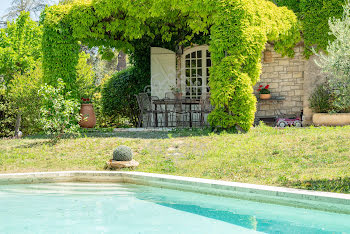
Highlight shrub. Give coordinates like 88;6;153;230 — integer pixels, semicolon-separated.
7;64;43;135
314;1;350;113
102;67;148;126
39;79;81;141
113;145;133;161
309;83;332;113
0;82;16;137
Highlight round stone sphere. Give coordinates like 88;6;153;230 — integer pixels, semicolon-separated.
113;145;133;161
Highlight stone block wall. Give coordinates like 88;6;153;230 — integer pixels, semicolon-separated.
255;43;324;124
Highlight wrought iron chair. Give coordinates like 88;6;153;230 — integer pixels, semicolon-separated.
143;85;151;96
135;94;152;127
150;96;165;127
168;98;190;128
191;93;212;127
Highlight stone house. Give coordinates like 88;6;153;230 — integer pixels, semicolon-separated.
150;43;324;126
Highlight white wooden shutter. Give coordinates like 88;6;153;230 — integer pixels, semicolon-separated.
151;47;176;98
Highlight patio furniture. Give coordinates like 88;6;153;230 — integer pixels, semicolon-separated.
144;85;151;95
254;96;285;125
153;98;200;127
136;93;166;127
191;94;212;127
135;93;152;127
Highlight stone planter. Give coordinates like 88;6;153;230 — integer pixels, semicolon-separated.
79;104;96;128
312;113;350;126
259;94;271;100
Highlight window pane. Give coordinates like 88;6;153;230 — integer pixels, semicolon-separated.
191;69;196;77
197;59;202;67
197;50;202;58
197;78;202;86
198;87;202;96
186;78;190;86
197;69;202;76
191;77;196;85
206;50;211;58
191;59;196;68
186;60;190;68
206;59;211;67
206;68;210;76
186;69;190;77
186;54;190;59
191;52;196;58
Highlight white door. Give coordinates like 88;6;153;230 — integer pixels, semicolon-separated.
151;47;176;98
181;45;211;99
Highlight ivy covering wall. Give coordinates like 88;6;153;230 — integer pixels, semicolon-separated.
273;0;345;57
41;0;299;131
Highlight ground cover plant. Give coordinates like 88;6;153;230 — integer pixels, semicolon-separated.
0;125;349;194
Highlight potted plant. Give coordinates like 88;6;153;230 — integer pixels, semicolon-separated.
170;86;183;99
257;85;271;99
310;83;350;126
79;97;96;128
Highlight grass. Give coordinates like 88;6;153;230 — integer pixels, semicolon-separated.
0;125;350;193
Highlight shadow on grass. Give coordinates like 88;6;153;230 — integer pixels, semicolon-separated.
290;177;350;194
24;128;215;140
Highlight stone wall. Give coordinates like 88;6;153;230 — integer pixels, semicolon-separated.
256;43;324;125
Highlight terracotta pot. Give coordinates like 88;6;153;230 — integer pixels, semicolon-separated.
174;92;183;99
312;113;350;126
79;104;96;128
259;94;271;100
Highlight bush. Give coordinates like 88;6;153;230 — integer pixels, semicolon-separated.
7;64;43;135
0;83;16;137
39;79;81;141
309;83;333;113
102;67;148;126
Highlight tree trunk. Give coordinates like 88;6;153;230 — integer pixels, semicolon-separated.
116;51;127;71
14;112;21;138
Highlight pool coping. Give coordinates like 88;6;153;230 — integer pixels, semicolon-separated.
1;171;350;214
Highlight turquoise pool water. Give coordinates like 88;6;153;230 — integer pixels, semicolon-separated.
0;183;349;233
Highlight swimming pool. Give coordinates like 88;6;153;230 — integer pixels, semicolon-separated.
0;182;349;233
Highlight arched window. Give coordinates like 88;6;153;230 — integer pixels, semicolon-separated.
182;45;211;99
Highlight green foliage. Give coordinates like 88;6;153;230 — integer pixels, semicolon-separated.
274;0;345;57
209;0;299;131
0;11;42;84
314;2;350;113
42;0;299;131
7;63;43;135
113;145;133;161
76;51;95;99
0;82;16;137
102;67;148;126
39;79;81;140
309;83;332;113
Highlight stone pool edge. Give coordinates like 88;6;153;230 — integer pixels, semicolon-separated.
1;171;349;214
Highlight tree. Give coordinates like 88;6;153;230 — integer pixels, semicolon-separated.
0;11;42;85
0;11;42;137
315;1;350;113
2;0;53;21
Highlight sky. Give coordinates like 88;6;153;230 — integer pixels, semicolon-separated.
0;0;59;21
0;0;12;18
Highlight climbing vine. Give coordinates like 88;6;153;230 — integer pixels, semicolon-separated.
42;0;299;131
272;0;345;57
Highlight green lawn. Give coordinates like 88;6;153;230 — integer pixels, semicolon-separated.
1;125;350;193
